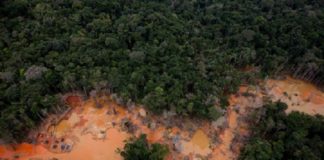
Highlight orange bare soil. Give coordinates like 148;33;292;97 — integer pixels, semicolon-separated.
1;76;324;160
64;95;82;107
266;76;324;115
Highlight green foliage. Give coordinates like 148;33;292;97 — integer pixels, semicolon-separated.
0;0;323;141
240;102;324;160
119;134;169;160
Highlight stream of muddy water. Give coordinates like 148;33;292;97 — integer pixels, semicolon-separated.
1;77;324;160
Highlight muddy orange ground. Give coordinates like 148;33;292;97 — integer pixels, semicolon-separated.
1;77;324;160
266;76;324;115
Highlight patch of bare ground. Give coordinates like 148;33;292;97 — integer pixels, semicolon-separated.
1;76;324;160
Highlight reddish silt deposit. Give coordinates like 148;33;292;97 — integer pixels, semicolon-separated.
1;77;324;160
64;95;83;107
266;76;324;115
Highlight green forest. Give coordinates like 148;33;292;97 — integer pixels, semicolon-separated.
240;102;324;160
119;134;169;160
0;0;323;143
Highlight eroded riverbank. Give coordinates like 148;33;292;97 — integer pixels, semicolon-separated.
1;76;324;160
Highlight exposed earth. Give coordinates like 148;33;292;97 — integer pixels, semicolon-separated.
1;76;324;160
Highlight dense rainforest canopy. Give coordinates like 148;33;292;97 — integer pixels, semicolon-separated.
240;102;324;160
119;134;169;160
0;0;323;141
